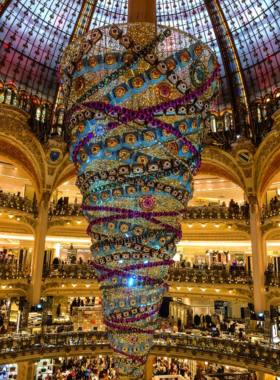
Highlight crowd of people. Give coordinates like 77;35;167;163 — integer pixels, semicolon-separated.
41;357;116;380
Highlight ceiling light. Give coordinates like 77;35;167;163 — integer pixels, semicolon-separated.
9;286;12;289
77;221;82;224
1;286;6;289
176;287;181;290
215;289;220;292
201;224;206;227
215;224;220;228
201;288;206;292
85;284;90;288
187;287;193;291
188;224;193;228
8;214;14;218
67;222;70;225
72;284;77;287
228;224;232;229
229;290;232;293
61;284;65;287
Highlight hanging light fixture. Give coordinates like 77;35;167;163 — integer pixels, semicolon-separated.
60;22;219;380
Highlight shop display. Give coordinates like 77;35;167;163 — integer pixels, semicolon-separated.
0;364;17;380
28;312;42;333
61;21;219;380
8;299;19;326
72;306;104;331
36;359;53;380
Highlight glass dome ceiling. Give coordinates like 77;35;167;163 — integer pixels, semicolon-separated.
0;0;279;110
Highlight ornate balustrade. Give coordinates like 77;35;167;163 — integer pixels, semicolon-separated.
0;264;31;280
0;192;36;213
42;265;252;286
262;203;280;220
265;271;280;287
48;203;83;217
183;206;249;221
42;264;96;280
0;331;279;374
169;267;253;285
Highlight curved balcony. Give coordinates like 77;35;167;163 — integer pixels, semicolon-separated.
42;265;252;285
48;203;83;217
265;271;280;287
0;192;36;214
0;264;31;280
169;267;253;286
0;331;279;375
42;264;97;280
183;206;249;221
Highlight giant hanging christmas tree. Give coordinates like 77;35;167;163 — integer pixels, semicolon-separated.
59;23;219;380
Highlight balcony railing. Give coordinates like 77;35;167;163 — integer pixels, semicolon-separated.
0;264;31;279
265;271;280;287
183;206;249;221
0;192;36;213
42;264;96;280
169;267;253;285
48;203;83;217
0;331;279;373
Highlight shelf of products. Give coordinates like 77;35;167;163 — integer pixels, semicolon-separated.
72;306;104;331
36;359;53;380
0;364;18;380
28;312;42;334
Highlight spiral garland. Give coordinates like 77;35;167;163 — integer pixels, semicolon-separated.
59;23;219;380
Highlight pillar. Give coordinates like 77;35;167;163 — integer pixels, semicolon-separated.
128;0;156;24
17;361;36;380
249;197;266;313
145;355;155;380
30;200;49;306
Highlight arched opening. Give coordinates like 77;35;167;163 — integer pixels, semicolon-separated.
0;157;36;282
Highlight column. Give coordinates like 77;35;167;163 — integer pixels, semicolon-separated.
145;355;155;380
17;361;36;380
128;0;156;24
30;199;49;306
249;197;266;313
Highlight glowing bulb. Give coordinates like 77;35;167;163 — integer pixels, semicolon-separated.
119;259;124;264
85;284;90;288
215;289;220;292
176;287;181;290
215;224;220;228
144;260;148;264
128;278;134;287
187;287;193;291
201;224;206;227
201;288;206;292
77;221;82;224
188;224;193;228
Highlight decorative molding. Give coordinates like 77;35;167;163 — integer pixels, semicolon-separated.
202;147;246;189
0;107;46;194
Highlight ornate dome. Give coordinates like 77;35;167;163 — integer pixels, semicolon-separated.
0;0;279;144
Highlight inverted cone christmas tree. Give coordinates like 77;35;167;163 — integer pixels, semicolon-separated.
60;23;219;380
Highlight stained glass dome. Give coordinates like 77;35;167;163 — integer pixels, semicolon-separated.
0;0;279;111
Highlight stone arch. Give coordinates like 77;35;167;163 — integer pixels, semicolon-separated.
0;105;46;199
201;146;246;191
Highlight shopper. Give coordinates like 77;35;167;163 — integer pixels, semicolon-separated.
177;318;182;332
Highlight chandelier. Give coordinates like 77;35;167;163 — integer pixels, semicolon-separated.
59;23;219;380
